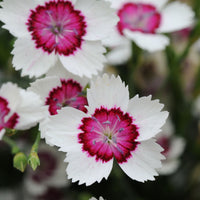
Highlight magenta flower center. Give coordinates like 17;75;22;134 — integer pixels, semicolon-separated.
0;97;19;131
45;79;88;115
78;107;139;164
27;0;87;56
117;3;161;35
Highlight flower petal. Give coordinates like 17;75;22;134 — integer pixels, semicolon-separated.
124;30;169;52
0;82;45;130
128;95;168;141
12;37;57;78
87;74;129;114
135;0;168;10
0;129;5;140
15;90;45;130
45;107;87;152
158;159;179;175
106;41;131;65
102;27;126;47
75;0;118;41
0;82;21;111
105;0;168;10
104;0;126;9
89;197;104;200
39;117;50;140
119;139;164;182
0;0;36;37
59;41;106;78
65;151;113;186
158;2;194;33
46;61;89;88
28;76;61;104
168;137;185;159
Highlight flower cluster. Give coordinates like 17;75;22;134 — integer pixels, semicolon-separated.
46;74;168;185
0;0;197;199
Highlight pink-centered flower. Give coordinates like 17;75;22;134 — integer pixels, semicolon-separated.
46;74;168;185
103;0;194;52
0;82;44;140
156;119;185;175
24;143;68;197
28;63;88;143
0;0;118;78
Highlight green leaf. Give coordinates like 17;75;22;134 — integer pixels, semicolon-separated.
13;152;28;172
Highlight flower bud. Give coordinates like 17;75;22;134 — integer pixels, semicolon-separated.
28;152;40;171
13;152;27;172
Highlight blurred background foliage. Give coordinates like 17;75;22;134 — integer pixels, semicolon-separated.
1;0;200;200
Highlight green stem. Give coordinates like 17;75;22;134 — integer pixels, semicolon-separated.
165;45;192;137
28;131;41;170
2;135;20;154
178;20;200;64
31;131;41;154
128;42;142;97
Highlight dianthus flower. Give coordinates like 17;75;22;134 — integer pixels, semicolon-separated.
24;143;68;196
0;82;44;139
46;74;168;185
156;119;185;175
103;0;194;52
0;0;118;77
28;63;88;144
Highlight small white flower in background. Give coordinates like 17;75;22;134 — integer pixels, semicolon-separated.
24;143;68;197
0;82;45;140
106;38;132;66
156;119;185;175
90;197;105;200
46;74;168;186
103;0;194;52
134;51;167;95
28;63;89;144
0;0;118;78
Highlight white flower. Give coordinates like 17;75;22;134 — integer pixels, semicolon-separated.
46;74;168;186
0;0;118;78
103;0;194;52
106;38;132;65
89;197;104;200
28;63;89;144
157;119;185;175
24;143;69;196
0;82;44;140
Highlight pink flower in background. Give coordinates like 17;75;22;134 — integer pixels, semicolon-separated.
103;0;194;53
157;119;185;175
0;0;118;77
0;82;44;140
24;143;68;198
46;74;168;185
